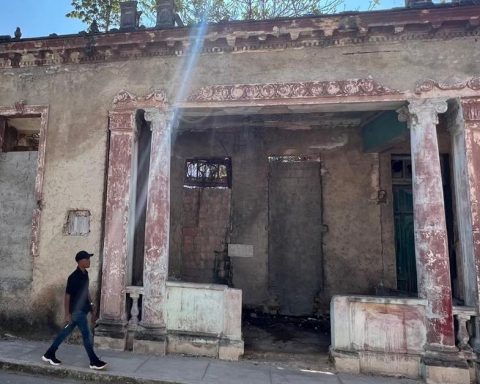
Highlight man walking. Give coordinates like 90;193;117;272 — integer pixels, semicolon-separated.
42;250;107;370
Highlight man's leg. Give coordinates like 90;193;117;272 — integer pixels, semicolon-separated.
43;321;76;365
73;311;100;364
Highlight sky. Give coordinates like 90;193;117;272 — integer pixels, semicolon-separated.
0;0;414;38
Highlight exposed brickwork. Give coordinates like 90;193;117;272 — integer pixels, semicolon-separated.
181;188;231;283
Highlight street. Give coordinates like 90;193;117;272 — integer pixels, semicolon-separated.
0;370;83;383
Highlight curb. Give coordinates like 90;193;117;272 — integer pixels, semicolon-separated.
0;358;181;384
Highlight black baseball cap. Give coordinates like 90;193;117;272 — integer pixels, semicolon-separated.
75;250;94;262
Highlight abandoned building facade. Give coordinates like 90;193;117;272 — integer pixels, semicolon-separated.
1;0;480;383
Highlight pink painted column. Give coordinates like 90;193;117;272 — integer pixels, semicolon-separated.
455;98;480;351
460;98;480;308
399;99;456;351
134;108;173;354
96;110;136;349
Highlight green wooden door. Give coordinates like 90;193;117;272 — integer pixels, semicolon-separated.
393;185;417;294
392;155;456;296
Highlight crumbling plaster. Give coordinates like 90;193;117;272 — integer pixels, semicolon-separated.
0;29;477;323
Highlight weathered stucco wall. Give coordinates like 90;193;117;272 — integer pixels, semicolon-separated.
0;31;477;324
0;151;37;324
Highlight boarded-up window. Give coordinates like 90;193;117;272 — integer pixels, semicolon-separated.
65;210;90;236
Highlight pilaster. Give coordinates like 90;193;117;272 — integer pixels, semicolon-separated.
95;110;136;351
448;100;477;308
460;97;480;310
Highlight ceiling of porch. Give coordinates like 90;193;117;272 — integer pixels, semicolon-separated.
177;99;406;130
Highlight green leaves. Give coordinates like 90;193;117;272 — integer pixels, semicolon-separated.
66;0;121;31
66;0;373;30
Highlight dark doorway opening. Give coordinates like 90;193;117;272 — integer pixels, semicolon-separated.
130;110;152;286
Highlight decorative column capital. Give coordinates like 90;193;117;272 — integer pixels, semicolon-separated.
109;110;136;133
398;98;448;128
144;108;177;134
461;97;480;123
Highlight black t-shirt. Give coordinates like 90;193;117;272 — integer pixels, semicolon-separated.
66;268;91;314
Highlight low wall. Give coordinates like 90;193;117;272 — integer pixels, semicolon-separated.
330;295;427;379
165;281;243;360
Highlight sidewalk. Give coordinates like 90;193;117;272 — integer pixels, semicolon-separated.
0;339;421;384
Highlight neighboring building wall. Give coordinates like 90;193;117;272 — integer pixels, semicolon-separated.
0;151;37;324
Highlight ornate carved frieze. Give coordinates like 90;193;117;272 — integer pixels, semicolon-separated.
187;79;400;102
415;77;480;95
112;90;167;110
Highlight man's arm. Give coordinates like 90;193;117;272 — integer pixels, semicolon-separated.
88;293;97;325
64;293;71;325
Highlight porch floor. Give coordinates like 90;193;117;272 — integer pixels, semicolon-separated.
242;312;333;372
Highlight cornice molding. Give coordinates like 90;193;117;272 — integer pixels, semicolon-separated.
0;6;479;69
186;79;401;102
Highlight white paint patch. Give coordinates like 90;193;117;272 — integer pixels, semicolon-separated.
309;133;348;150
228;244;254;258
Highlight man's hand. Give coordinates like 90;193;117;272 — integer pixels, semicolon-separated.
90;303;97;328
64;293;71;326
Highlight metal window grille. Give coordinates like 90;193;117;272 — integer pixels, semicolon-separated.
184;158;231;188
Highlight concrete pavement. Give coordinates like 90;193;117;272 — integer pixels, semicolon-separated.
0;339;422;384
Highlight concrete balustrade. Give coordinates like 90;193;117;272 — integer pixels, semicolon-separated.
122;282;243;360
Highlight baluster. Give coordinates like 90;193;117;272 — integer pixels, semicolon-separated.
456;313;470;350
472;316;480;353
129;292;140;327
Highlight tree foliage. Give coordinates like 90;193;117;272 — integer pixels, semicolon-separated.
67;0;155;31
67;0;379;31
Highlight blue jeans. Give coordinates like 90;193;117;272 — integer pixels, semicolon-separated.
47;311;99;364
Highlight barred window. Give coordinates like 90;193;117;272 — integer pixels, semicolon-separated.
184;158;231;188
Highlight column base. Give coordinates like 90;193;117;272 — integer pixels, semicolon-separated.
133;325;167;355
94;319;127;351
218;339;244;361
421;352;470;384
330;348;422;378
165;332;244;361
330;349;360;374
